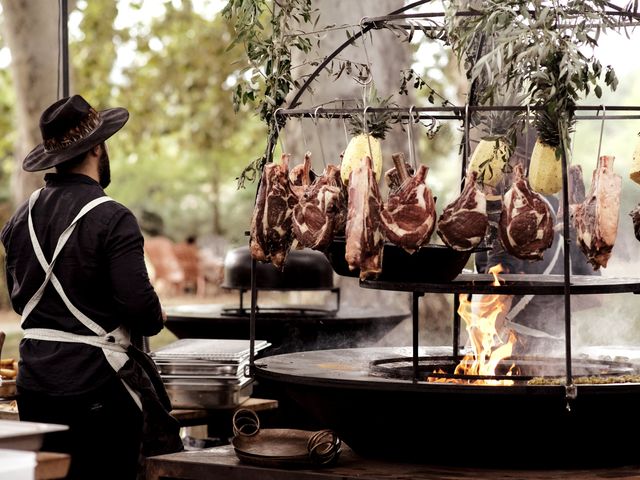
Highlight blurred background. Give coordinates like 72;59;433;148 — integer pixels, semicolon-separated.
0;0;639;360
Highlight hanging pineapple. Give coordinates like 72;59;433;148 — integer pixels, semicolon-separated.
629;131;640;185
468;136;511;188
341;90;393;185
528;109;563;195
468;106;515;188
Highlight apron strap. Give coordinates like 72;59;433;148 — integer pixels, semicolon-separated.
22;189;114;334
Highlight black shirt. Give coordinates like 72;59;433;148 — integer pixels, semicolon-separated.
1;173;163;395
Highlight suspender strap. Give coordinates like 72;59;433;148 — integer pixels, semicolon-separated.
22;188;114;332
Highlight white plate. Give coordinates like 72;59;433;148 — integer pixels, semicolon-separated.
0;419;68;451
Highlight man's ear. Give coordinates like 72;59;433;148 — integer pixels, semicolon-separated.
89;144;102;157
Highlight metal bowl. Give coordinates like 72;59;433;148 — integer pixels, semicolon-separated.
325;238;478;283
222;246;334;290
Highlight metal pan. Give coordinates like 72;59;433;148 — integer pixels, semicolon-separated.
165;378;253;409
231;408;341;468
232;428;341;469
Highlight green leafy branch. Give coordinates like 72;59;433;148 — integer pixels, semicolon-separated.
444;1;630;156
222;0;317;188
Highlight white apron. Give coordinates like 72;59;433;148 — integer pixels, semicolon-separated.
20;188;142;410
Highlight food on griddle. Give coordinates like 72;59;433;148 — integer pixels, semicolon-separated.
436;170;488;251
629;131;640;185
249;153;298;270
0;358;17;379
380;152;436;254
292;163;347;251
499;164;554;260
630;204;640;242
572;155;621;270
345;156;385;280
528;374;640;385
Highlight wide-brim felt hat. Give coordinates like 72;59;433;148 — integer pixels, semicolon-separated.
23;94;129;172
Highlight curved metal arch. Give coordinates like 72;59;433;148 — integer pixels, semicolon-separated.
288;0;435;109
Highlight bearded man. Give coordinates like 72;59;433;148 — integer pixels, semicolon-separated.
1;95;182;479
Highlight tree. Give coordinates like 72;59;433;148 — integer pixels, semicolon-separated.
0;0;59;206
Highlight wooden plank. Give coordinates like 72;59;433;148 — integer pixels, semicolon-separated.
171;398;278;423
146;444;640;480
35;452;70;480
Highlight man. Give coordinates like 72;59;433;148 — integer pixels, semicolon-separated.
1;95;182;479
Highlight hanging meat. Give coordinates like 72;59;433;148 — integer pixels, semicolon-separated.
555;164;586;231
289;151;315;200
345;156;385;280
384;159;414;192
249;154;298;270
292;163;347;251
630;204;640;242
436;171;488;251
499;164;554;261
572;155;621;270
380;153;436;253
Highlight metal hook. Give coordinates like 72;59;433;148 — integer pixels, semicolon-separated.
524;104;531;174
357;17;374;87
363;106;375;166
597;105;606;162
463;104;470;175
407;106;418;169
313;106;327;168
273;108;287;155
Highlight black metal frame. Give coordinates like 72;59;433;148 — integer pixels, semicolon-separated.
248;2;640;406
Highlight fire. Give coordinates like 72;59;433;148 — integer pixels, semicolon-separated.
429;264;518;385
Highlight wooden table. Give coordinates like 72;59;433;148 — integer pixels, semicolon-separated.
171;397;278;440
36;452;70;480
146;445;640;480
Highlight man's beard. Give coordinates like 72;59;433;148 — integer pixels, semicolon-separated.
98;148;111;189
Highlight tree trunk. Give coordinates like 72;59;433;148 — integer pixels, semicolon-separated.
288;0;415;177
288;1;416;318
1;0;60;206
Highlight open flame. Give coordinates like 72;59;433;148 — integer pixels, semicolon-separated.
429;264;518;385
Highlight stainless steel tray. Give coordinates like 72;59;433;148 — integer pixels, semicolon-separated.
152;339;271;361
0;420;68;451
161;375;248;385
155;360;247;376
165;378;253;409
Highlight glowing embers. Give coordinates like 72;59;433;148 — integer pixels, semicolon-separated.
429;264;519;385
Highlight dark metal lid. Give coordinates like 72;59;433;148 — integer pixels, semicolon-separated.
222;246;334;290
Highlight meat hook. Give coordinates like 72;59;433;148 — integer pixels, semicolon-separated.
363;105;375;167
313;106;327;168
596;105;606;161
407;105;418;169
273;107;288;157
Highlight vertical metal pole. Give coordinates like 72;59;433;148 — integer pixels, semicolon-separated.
453;295;461;357
412;292;420;382
559;128;574;403
60;0;70;98
249;257;257;371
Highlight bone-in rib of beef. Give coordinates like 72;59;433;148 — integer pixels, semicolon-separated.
384;160;414;192
436;171;488;251
380;153;436;253
572;155;621;270
292;163;347;251
289;151;315;200
345;156;385;280
249;154;298;270
499;164;554;261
